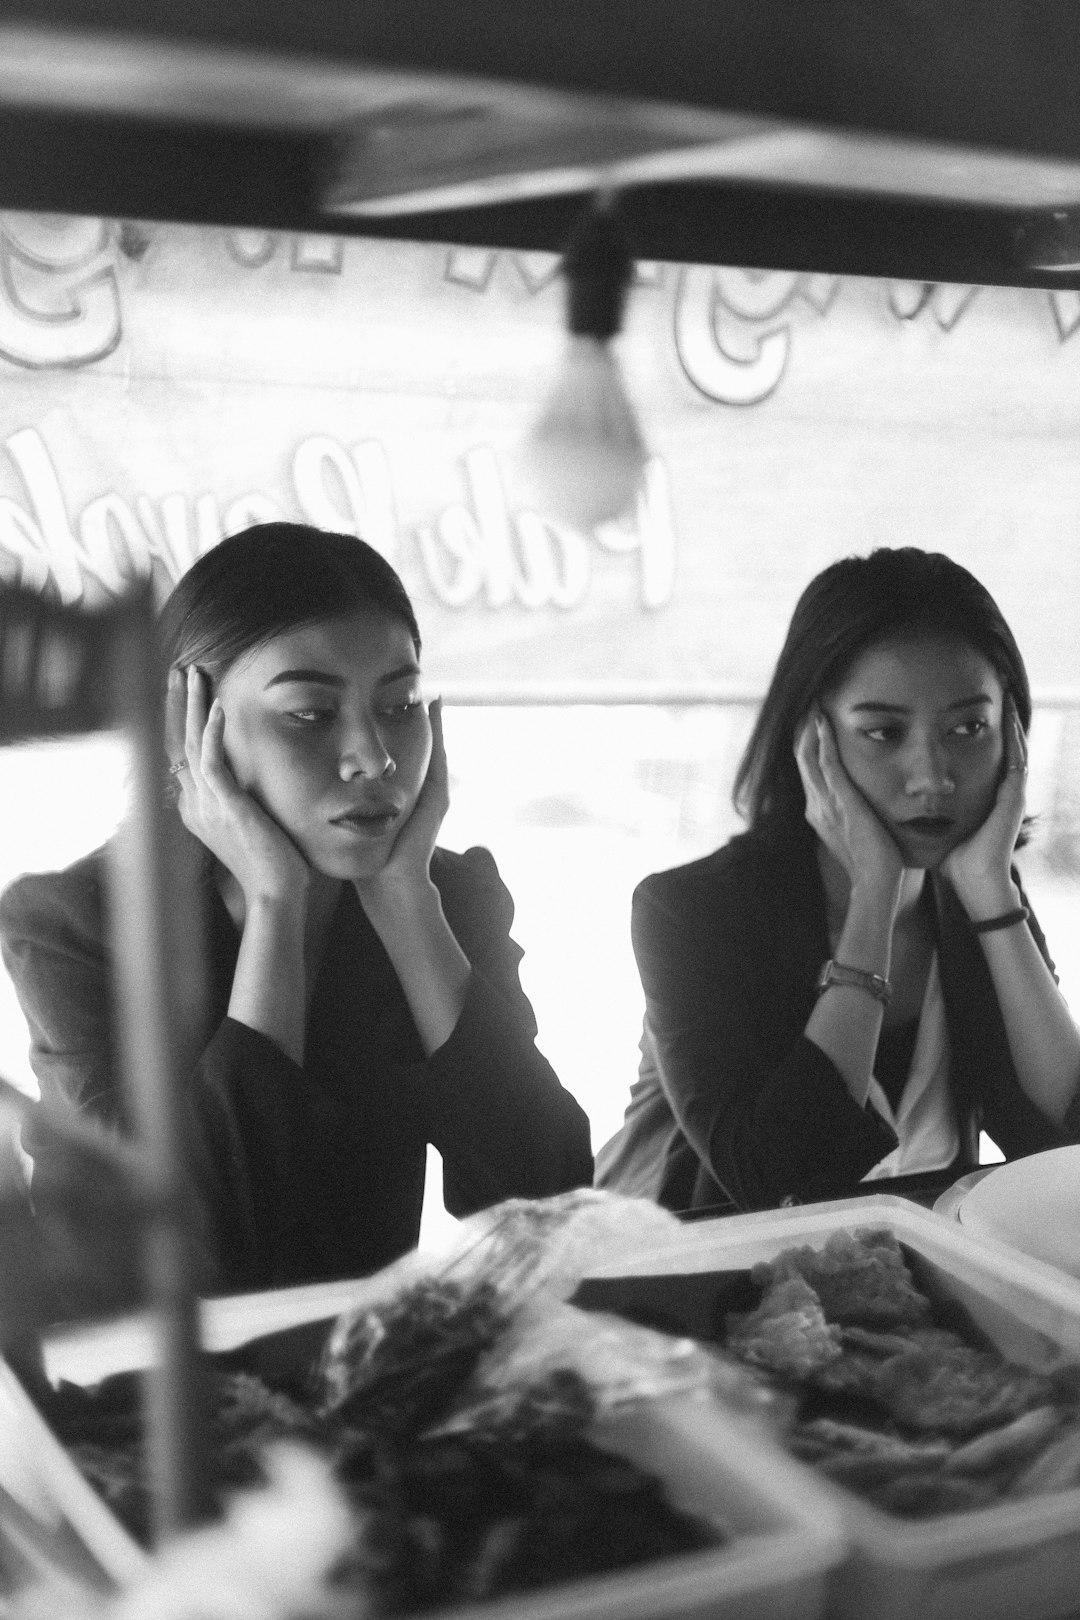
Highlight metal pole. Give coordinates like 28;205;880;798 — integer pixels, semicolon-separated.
104;591;212;1540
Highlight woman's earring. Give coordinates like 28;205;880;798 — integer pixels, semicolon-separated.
382;757;397;779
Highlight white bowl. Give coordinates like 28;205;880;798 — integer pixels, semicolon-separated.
951;1144;1080;1280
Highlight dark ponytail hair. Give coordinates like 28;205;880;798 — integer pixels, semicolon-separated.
733;547;1031;835
159;522;420;686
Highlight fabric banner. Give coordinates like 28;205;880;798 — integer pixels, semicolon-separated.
0;213;1078;698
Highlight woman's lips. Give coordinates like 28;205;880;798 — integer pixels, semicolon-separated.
330;806;401;836
899;815;955;838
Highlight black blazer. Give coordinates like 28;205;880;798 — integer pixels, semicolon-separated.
0;827;593;1293
596;823;1079;1212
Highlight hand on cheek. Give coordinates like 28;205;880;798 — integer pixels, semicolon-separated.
165;666;312;909
357;698;445;901
941;695;1026;911
795;707;904;894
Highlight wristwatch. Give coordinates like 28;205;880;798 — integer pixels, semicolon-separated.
815;958;892;1005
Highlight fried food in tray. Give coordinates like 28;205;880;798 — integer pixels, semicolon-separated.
752;1229;933;1329
721;1226;1080;1518
726;1275;842;1379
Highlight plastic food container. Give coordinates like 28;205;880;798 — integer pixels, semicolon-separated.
0;1354;148;1592
16;1277;845;1620
582;1193;1080;1620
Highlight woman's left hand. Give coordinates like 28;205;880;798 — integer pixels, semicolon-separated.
353;698;471;1051
355;697;448;905
940;694;1028;912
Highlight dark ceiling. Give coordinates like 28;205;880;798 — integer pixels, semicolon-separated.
4;1;1080;284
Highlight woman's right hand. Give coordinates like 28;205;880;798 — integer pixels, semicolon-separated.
794;708;905;900
166;666;312;910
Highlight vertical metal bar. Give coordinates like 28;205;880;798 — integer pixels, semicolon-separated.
104;590;211;1540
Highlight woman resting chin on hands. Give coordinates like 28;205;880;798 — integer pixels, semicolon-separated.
596;547;1080;1214
0;523;592;1299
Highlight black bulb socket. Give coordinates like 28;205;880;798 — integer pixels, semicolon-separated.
562;204;635;340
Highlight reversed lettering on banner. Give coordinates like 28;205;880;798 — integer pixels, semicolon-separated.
0;216;1077;695
0;428;676;613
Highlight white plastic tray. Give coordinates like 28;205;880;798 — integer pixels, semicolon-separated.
584;1194;1080;1620
27;1278;844;1620
0;1355;147;1592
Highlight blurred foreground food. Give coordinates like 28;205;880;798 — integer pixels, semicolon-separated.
27;1193;738;1618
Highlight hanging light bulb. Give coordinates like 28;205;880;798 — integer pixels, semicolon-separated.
515;194;648;529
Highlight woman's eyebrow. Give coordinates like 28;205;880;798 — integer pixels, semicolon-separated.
944;691;995;710
264;668;345;689
378;662;422;686
849;692;994;713
263;661;421;690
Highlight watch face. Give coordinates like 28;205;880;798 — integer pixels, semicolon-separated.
816;960;890;1003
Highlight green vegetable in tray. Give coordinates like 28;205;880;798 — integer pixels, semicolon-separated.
330;1375;718;1615
318;1277;509;1440
41;1280;724;1615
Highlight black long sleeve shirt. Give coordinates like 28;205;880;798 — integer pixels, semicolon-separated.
0;833;593;1293
596;823;1077;1212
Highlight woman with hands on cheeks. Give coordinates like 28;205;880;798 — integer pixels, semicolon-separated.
0;523;592;1299
597;547;1080;1213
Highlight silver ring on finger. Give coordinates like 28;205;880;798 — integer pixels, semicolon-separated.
168;760;189;776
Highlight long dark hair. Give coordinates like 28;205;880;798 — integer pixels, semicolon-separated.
159;522;420;685
733;547;1032;835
